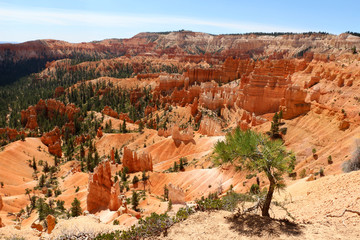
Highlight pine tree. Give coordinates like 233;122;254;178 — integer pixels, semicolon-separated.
131;191;139;211
163;184;169;201
121;119;127;133
38;174;45;188
213;128;295;217
70;198;82;217
32;157;37;171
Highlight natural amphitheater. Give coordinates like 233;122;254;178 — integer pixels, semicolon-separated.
0;3;360;239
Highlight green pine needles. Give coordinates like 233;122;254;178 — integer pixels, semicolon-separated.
213;128;295;217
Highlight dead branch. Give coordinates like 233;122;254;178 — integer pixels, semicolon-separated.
326;209;360;218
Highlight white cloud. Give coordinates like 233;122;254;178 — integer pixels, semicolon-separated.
0;6;305;33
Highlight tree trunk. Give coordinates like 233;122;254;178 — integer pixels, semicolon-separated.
261;177;275;217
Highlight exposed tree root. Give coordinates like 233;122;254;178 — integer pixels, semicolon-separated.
326;209;360;218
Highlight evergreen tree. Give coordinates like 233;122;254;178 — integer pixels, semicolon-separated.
38;174;46;188
121;119;127;133
32;157;37;171
179;158;185;171
213;128;295;217
70;198;82;217
131;191;139;211
163;184;169;201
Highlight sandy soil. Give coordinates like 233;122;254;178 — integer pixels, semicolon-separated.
158;171;360;240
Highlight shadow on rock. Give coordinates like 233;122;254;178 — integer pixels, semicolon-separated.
226;214;304;238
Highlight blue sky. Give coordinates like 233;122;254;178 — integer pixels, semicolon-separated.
1;0;359;43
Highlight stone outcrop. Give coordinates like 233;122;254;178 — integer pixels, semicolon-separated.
280;86;311;119
0;195;3;211
87;161;121;213
102;106;119;119
21;99;80;130
54;86;65;98
198;116;222;136
46;215;56;234
122;147;153;173
0;128;26;141
158;125;194;142
41;127;62;157
119;113;133;123
168;183;185;204
21;106;38;129
97;127;103;138
171;126;194;142
31;222;43;232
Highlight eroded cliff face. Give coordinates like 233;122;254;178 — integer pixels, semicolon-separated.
87;161;120;213
122;147;153;173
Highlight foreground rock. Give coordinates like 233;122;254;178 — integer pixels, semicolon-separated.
87;161;120;213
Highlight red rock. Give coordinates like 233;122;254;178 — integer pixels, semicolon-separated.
62;121;75;134
137;73;160;80
339;120;350;130
46;215;56;234
54;86;65;98
109;183;121;211
110;148;115;164
87;161;117;213
144;105;157;116
0;128;26;141
48;142;62;158
21;106;38;130
171;125;194;142
0;195;3;211
102;106;119;119
280;86;310;119
0;217;3;228
41;127;62;157
97;127;103;138
122;147;153;173
41;127;61;146
119;113;133;123
21;99;79;130
190;98;199;117
31;222;43;232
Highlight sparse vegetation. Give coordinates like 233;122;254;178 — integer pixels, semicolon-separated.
213;128;295;217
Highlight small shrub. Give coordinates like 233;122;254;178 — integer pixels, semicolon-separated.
46;189;53;197
327;155;333;164
54;189;62;197
75;186;80;193
167;199;172;212
299;169;307;178
132;176;139;185
319;168;324;177
113;219;119;225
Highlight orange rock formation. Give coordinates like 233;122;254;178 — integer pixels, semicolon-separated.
40;127;62;157
87;161;121;213
122;147;153;173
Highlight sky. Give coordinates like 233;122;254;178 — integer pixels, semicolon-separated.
0;0;359;43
